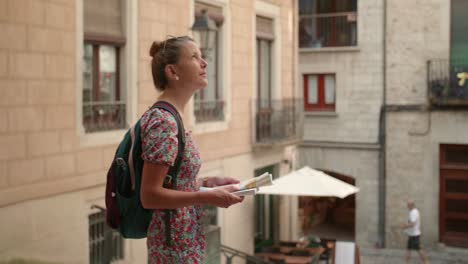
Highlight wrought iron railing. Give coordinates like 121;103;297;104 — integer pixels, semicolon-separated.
194;100;225;122
220;244;272;264
89;206;124;264
83;101;127;133
428;59;468;106
299;12;358;48
254;99;302;145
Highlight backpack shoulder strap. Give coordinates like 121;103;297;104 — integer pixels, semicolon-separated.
152;101;185;143
151;101;186;246
152;101;186;174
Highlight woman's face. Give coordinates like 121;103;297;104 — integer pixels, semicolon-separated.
174;41;208;90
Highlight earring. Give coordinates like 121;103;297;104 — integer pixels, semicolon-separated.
175;76;179;80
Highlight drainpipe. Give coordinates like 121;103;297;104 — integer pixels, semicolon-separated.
378;0;388;248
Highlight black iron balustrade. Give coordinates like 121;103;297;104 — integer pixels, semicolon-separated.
83;101;127;132
254;98;302;145
299;12;358;48
428;59;468;106
220;244;272;264
89;205;124;264
194;100;225;122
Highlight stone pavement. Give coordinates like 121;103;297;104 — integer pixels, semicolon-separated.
360;247;468;264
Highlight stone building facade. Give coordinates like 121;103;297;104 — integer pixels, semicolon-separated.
0;0;299;263
298;0;468;251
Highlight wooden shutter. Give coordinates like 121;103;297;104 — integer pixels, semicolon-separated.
84;0;125;43
256;16;274;40
439;144;468;248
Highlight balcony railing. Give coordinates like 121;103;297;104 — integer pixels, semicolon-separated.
194;100;225;123
89;206;124;264
428;59;468;106
254;99;302;146
299;12;358;48
83;101;126;133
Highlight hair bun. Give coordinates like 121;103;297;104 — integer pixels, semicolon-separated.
149;41;163;57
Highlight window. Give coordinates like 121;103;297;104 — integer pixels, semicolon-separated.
89;209;124;263
256;16;274;110
83;0;126;133
299;0;357;48
303;74;335;111
256;16;274;142
451;0;468;61
193;2;225;123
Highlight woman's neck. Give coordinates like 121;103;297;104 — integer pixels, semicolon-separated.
157;86;194;115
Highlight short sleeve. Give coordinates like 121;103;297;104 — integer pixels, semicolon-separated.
409;210;418;223
140;109;179;166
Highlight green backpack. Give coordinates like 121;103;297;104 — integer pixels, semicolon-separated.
105;101;185;243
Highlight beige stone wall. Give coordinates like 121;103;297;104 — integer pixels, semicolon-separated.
384;0;468;249
300;0;384;143
0;0;298;262
386;0;450;105
0;0;91;207
298;0;384;248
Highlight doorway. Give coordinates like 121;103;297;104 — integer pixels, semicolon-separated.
298;171;356;242
439;144;468;248
254;164;279;251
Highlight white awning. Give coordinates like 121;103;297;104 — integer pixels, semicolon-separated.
257;166;359;199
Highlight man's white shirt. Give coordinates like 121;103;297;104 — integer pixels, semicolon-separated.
406;208;421;236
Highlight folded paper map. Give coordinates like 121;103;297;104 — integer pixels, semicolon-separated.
198;172;274;196
238;172;273;191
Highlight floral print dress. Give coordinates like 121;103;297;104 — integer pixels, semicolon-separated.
140;107;205;263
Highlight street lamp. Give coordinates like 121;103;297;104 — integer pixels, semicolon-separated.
191;9;217;58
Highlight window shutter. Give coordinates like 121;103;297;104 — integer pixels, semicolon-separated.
84;0;123;38
195;2;224;26
256;16;274;40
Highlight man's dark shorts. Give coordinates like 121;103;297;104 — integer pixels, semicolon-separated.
407;235;420;250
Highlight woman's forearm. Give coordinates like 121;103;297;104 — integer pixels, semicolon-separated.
141;187;209;209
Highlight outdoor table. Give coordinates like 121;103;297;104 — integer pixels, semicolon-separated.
279;246;325;255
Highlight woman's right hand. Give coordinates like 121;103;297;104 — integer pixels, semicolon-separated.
203;185;243;208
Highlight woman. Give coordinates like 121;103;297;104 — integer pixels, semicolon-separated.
140;36;243;263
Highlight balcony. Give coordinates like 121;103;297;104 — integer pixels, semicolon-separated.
253;99;302;147
428;59;468;107
299;12;358;48
83;101;126;133
194;100;225;123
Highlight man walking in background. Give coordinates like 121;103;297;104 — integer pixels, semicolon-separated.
401;201;429;264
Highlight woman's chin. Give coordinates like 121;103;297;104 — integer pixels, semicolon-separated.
197;82;208;90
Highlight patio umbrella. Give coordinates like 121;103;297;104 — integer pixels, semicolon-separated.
257;166;359;198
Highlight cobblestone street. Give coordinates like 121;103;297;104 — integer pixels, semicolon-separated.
361;247;468;264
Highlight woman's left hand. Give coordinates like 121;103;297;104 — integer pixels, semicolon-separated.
204;176;240;188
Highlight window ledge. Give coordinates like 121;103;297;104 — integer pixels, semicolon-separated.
80;129;127;147
300;46;360;53
304;112;338;117
193;120;228;135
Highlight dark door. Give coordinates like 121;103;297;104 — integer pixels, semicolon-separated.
439;144;468;248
